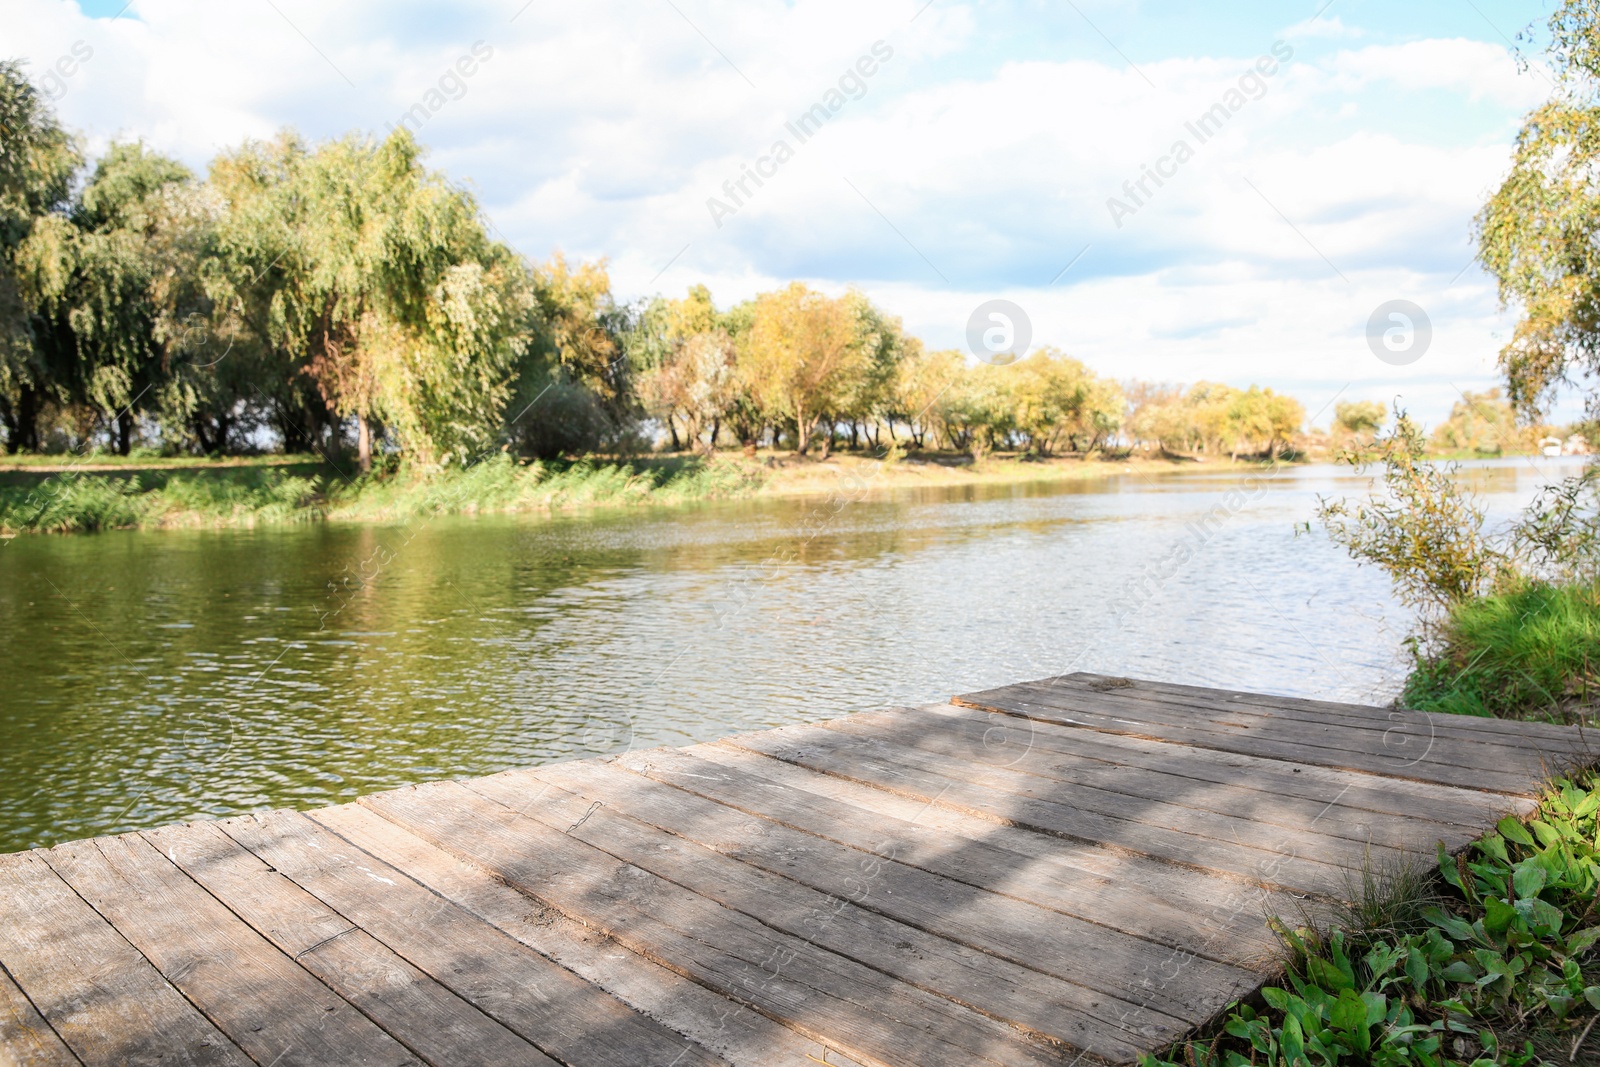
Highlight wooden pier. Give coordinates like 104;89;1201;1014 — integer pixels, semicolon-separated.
2;674;1593;1067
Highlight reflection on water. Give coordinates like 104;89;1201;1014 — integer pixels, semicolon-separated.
0;455;1585;851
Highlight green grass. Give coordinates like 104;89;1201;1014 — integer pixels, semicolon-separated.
0;467;322;533
0;450;326;469
321;453;764;522
0;453;767;534
1144;772;1600;1067
1402;583;1600;722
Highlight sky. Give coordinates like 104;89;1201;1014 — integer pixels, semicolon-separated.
3;0;1572;426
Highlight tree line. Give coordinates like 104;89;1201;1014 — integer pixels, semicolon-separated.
0;59;1308;470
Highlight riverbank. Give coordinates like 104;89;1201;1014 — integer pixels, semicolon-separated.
0;450;1273;535
1402;580;1600;724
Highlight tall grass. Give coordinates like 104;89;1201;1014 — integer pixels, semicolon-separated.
0;453;766;534
0;468;321;533
1402;581;1600;721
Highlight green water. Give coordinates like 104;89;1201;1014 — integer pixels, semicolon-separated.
0;458;1578;852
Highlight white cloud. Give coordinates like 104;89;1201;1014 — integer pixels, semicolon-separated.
4;0;1560;422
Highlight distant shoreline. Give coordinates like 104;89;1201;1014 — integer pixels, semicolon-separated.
5;447;1581;536
0;451;1291;536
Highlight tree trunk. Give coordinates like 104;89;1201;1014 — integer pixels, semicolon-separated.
795;405;809;456
116;410;133;456
0;396;16;454
356;412;373;474
325;406;345;464
15;385;39;452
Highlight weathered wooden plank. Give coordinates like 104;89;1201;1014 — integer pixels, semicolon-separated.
989;682;1554;779
219;809;727;1067
362;779;1080;1067
142;820;557;1067
952;687;1552;794
598;742;1287;964
1011;679;1592;770
311;801;868;1067
0;959;79;1067
826;708;1483;852
725;722;1380;896
1064;673;1595;745
1017;675;1593;767
6;675;1581;1067
0;849;251;1067
918;702;1533;828
42;834;417;1067
479;761;1208;1053
696;739;1291;957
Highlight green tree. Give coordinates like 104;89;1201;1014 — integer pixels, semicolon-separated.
1430;388;1522;454
1333;399;1386;438
1477;0;1600;419
56;142;196;453
0;59;82;451
211;130;527;469
1004;348;1091;456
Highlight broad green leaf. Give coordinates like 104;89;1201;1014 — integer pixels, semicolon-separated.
1281;1012;1306;1065
1306;954;1355;993
1330;987;1369;1043
1575;791;1600;819
1512;858;1548;898
1483;896;1518;935
1438;841;1464;890
1497;816;1536;847
1424;905;1475;942
1566;926;1600;956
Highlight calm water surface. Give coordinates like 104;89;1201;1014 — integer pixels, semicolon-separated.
0;457;1583;851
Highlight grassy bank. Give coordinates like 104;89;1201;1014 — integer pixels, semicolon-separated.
1145;770;1600;1067
0;450;1262;534
1403;583;1600;724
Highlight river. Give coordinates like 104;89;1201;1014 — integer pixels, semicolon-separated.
0;456;1582;852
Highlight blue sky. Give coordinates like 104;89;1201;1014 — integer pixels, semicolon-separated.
9;0;1574;425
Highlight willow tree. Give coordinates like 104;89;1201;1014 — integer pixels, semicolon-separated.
0;59;81;451
629;284;736;451
212;129;527;469
45;142;199;453
1477;0;1600;419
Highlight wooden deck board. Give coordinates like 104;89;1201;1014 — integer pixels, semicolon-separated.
470;764;1182;1057
952;685;1575;794
3;675;1591;1066
42;834;419;1067
599;744;1287;963
310;801;867;1067
726;720;1372;895
0;848;254;1067
0;963;78;1067
825;708;1483;851
220;809;724;1067
364;779;1077;1067
141;820;557;1067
